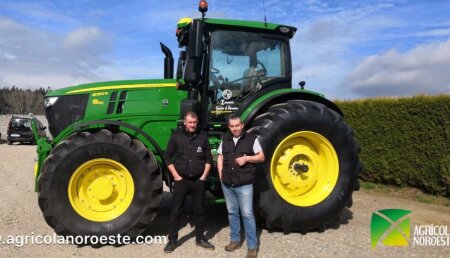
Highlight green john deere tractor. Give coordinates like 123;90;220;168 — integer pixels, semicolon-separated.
31;3;361;237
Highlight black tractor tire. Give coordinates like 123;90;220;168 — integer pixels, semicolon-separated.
249;100;362;233
38;129;162;238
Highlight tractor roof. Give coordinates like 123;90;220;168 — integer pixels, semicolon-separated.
177;17;297;38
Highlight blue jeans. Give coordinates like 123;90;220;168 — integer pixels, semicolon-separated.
221;183;257;249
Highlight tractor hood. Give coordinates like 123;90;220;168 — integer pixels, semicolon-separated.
46;79;178;97
44;78;185;141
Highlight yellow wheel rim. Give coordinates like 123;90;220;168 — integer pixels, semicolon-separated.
270;131;339;207
68;158;134;222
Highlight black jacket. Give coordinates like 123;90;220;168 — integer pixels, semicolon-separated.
221;132;257;187
164;128;212;178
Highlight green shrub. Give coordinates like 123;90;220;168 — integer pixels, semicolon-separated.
336;95;450;197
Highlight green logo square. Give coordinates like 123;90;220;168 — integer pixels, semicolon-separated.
371;209;412;248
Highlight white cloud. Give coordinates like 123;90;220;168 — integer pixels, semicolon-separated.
97;58;165;81
3;72;92;89
0;17;110;89
63;27;104;49
347;38;450;96
289;3;399;98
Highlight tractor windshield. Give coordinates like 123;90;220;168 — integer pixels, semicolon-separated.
208;30;286;99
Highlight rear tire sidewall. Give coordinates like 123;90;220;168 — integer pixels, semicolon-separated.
252;101;358;230
42;138;156;236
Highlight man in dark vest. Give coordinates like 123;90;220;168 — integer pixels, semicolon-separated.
217;115;265;258
163;111;215;253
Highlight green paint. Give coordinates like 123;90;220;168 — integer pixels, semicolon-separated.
177;18;193;29
205;18;282;30
31;115;53;191
208;198;226;204
176;17;295;33
34;139;53;192
240;88;324;121
33;81;187;190
47;79;177;96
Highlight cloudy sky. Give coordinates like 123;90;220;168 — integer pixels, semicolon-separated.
0;0;449;99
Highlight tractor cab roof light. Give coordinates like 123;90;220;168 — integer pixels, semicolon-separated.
199;0;208;18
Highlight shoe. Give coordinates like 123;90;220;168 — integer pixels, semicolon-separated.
196;238;215;250
246;249;258;258
224;241;241;252
164;241;177;253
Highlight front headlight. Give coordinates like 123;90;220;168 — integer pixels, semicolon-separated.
44;97;59;108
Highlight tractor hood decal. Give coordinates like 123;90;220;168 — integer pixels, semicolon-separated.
67;83;175;94
47;79;177;97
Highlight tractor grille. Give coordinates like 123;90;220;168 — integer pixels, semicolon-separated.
45;94;89;137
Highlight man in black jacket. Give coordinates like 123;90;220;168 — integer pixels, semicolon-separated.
217;115;265;258
163;111;214;253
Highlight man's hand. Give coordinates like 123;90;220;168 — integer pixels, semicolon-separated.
217;154;223;182
199;163;211;182
168;164;183;181
235;152;265;166
235;155;248;166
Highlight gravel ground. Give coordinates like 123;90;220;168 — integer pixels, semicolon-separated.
0;143;449;257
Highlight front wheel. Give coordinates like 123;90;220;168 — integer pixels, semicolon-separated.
38;129;162;238
249;100;362;233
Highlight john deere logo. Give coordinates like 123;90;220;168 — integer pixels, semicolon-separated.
371;209;412;249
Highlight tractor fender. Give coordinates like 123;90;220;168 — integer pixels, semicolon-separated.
240;91;344;125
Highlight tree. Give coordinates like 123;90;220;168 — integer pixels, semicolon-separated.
0;86;49;115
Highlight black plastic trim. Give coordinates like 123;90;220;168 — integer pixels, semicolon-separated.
107;91;117;115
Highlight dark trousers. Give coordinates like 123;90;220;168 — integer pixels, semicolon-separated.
168;178;205;242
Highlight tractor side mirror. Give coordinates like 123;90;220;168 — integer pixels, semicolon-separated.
188;20;204;58
183;20;204;87
183;57;202;87
176;50;186;79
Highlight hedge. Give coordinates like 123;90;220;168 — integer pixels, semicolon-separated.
336;95;450;197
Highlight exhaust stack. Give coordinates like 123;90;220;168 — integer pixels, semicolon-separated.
160;42;174;79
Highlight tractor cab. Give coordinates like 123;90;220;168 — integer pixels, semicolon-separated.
175;12;296;130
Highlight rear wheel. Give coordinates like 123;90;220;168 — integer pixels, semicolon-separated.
38;129;162;238
249;100;362;233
